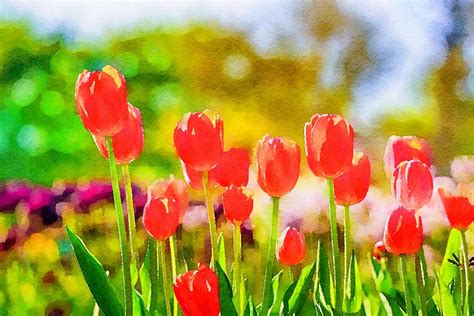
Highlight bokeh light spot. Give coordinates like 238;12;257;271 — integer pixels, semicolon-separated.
11;78;38;107
17;125;47;155
40;91;65;117
224;55;250;80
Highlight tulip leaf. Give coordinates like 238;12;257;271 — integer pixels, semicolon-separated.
218;232;227;274
215;261;238;316
379;292;404;316
244;295;257;316
440;229;461;287
139;239;152;309
133;288;146;316
269;270;283;314
343;252;362;313
65;226;123;316
315;241;333;313
435;269;460;316
282;262;316;315
281;281;297;315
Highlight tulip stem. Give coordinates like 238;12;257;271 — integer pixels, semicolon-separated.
289;266;295;284
160;240;172;316
327;178;342;312
106;137;133;316
460;230;471;316
400;255;413;316
123;163;139;273
150;238;158;315
343;204;351;292
261;196;280;315
169;235;179;316
415;251;428;316
233;222;243;316
202;171;218;268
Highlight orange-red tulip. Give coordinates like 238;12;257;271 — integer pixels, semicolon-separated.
383;135;432;178
439;187;474;230
174;110;223;172
334;153;371;206
276;227;306;266
174;264;220;316
92;104;144;164
75;65;129;136
147;178;189;222
392;160;433;210
222;186;253;224
383;207;423;255
305;114;354;178
214;148;250;187
372;241;387;262
255;135;300;197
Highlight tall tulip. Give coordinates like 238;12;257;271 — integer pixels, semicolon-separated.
174;264;220;316
383;135;432;178
255;134;300;315
276;227;306;267
214;148;250;187
392;160;433;210
75;65;129;136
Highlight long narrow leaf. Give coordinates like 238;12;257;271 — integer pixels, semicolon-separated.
216;261;238;316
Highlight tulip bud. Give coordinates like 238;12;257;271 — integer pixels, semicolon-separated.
92;104;144;164
174;110;223;172
255;135;300;197
214;148;250;187
222;186;253;224
276;227;306;266
392;160;433;210
372;241;387;262
305;114;354;178
334;153;371;206
439;186;474;230
75;65;129;136
174;264;220;316
383;135;432;178
383;207;423;256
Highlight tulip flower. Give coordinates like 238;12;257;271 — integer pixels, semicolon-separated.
147;178;189;223
255;135;300;198
334;153;371;206
438;186;474;231
142;191;180;242
383;135;432;178
174;110;223;172
222;186;253;224
383;206;423;256
180;161;217;190
92;104;144;164
372;241;387;262
304;114;354;178
75;65;129;136
392;160;433;210
276;227;306;267
174;264;220;316
214;148;250;187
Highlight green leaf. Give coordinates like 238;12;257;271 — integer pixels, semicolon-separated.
315;241;333;313
281;281;297;315
343;252;362;313
367;255;395;296
379;293;404;316
65;226;123;316
139;240;152;309
215;261;238;316
435;270;460;316
287;262;316;315
244;295;257;316
133;289;146;316
218;232;227;275
440;229;461;287
269;270;283;314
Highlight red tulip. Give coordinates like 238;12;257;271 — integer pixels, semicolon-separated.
92;104;144;164
392;160;433;210
383;135;432;178
383;207;423;255
334;153;371;206
174;264;220;316
174;110;223;172
75;65;129;136
255;135;300;197
276;227;306;266
304;114;354;178
180;161;217;190
147;178;189;222
222;186;253;224
372;241;387;262
214;148;250;187
439;187;474;230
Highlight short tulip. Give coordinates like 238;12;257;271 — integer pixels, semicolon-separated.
222;186;253;224
276;227;306;266
383;135;432;178
439;186;474;230
392;160;433;210
372;241;387;262
174;110;223;172
305;114;354;178
334;153;371;206
383;207;423;256
180;161;217;190
147;178;189;222
214;148;250;187
174;264;220;316
255;135;300;197
92;104;144;164
75;65;129;136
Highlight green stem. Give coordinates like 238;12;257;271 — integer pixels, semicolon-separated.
327;178;342;311
460;230;470;316
202;171;218;267
150;239;158;315
400;255;413;316
169;235;178;316
343;204;351;291
233;222;243;316
123;163;138;271
160;241;172;316
415;251;428;316
260;197;280;315
106;137;133;316
289;266;295;284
